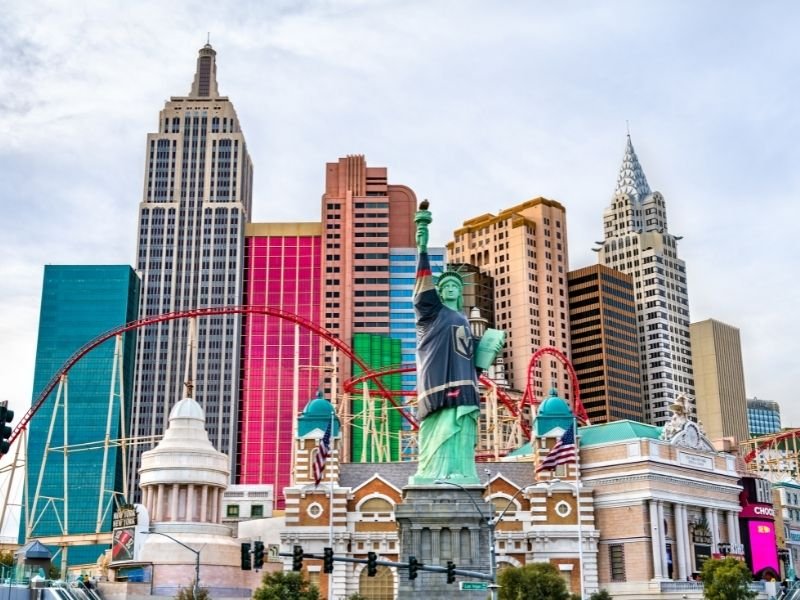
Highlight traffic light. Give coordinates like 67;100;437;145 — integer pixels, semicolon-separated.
323;547;334;573
253;541;265;569
0;403;14;456
408;556;419;581
292;545;304;571
446;561;456;584
367;551;377;577
240;543;251;570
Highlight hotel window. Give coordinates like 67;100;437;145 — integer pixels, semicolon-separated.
251;505;264;518
610;544;625;581
227;504;240;517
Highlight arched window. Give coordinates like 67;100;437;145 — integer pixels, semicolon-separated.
358;565;394;599
359;497;394;522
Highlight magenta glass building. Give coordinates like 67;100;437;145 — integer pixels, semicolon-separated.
238;223;322;508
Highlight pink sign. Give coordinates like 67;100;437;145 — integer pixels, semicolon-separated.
748;520;779;574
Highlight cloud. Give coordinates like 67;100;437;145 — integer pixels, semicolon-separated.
1;0;799;430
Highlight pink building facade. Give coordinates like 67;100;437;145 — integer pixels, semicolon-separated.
238;223;322;508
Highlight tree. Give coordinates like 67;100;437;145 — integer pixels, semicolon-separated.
701;557;757;600
174;587;211;600
589;590;613;600
252;571;321;600
498;563;571;600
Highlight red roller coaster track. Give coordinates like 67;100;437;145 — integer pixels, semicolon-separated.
9;305;418;449
342;364;533;440
524;346;590;424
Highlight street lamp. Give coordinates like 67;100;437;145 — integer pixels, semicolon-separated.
142;530;201;600
535;478;585;600
434;479;534;600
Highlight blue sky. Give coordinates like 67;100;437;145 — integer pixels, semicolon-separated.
1;0;798;428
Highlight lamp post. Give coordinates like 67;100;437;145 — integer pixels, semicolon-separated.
535;478;585;600
435;479;534;600
143;530;201;600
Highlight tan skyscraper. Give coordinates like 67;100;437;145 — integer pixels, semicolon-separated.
447;198;571;400
690;318;749;444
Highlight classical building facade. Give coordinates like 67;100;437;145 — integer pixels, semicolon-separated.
596;135;694;427
280;391;753;599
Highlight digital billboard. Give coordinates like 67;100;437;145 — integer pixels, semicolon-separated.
748;520;779;574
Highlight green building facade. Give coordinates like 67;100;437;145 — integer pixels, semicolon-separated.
351;333;403;462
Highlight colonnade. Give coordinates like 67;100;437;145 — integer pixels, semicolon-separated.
649;499;740;580
142;481;224;524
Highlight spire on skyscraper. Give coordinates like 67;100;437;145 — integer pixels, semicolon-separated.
614;134;651;201
189;42;220;98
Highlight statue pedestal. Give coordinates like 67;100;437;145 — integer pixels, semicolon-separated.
396;484;492;599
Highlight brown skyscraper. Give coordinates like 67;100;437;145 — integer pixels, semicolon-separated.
320;155;416;460
690;319;749;444
568;265;644;423
447;198;571;400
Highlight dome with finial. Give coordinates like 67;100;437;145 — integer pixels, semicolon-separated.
533;388;574;436
297;390;340;437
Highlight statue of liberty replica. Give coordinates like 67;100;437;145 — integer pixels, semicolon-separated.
397;199;505;596
410;199;505;484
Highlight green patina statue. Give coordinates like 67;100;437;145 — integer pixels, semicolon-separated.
410;200;505;485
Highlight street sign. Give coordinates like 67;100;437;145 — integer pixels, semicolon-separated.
267;544;281;563
460;581;489;591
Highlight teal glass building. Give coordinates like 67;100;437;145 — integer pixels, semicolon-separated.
23;265;140;567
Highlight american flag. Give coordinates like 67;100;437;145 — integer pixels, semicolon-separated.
535;424;577;473
313;421;333;486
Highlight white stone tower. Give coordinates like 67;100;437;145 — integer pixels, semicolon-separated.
138;396;248;597
596;135;695;426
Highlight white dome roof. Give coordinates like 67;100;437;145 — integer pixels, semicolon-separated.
169;397;205;421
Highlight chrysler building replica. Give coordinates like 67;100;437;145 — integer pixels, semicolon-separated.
596;135;695;426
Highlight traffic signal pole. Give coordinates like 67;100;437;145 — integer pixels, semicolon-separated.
278;551;493;581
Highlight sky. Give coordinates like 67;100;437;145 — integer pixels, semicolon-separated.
1;0;798;432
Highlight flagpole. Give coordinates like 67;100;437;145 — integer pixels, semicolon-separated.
574;416;585;600
328;406;335;600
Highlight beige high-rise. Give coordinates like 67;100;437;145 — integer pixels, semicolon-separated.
690;319;749;444
447;198;571;400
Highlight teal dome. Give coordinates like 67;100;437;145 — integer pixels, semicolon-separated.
533;388;574;436
297;391;340;437
538;388;572;417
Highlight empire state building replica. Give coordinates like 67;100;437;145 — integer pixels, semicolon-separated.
596;135;695;427
130;43;253;497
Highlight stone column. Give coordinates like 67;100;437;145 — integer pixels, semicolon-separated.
200;485;209;522
657;501;669;578
674;504;687;580
212;486;220;523
156;484;164;521
727;510;738;549
710;509;720;552
187;484;195;522
680;505;693;578
170;483;179;521
650;500;664;579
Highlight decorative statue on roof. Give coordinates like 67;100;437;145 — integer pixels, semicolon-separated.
410;200;506;485
661;393;690;440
